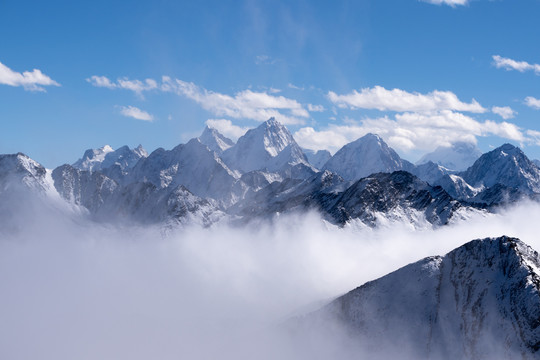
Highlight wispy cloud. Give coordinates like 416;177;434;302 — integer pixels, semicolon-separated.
0;61;60;92
118;105;154;121
161;76;309;125
255;55;277;65
88;74;311;125
205;119;249;141
492;55;540;75
294;110;524;154
288;83;305;91
87;75;158;97
307;104;325;112
525;96;540;110
492;106;516;120
328;86;486;113
420;0;468;7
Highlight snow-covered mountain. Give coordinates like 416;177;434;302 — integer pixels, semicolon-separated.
198;126;235;154
222;118;315;176
73;144;147;172
0;153;48;191
303;149;331;170
302;236;540;359
417;141;482;171
322;133;414;181
127;138;244;205
461;143;540;194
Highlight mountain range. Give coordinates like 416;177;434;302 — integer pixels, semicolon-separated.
2;118;540;228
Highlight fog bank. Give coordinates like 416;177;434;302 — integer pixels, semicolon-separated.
1;201;540;359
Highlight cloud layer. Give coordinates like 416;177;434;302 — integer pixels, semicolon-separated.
88;75;310;125
294;110;524;154
0;61;60;92
328;86;486;113
161;77;309;125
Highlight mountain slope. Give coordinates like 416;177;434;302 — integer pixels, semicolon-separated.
322;133;414;181
303;236;540;359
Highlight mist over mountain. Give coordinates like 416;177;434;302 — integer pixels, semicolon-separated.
417;142;482;171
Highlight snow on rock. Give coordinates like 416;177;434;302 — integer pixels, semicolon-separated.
127;138;244;205
73;144;147;172
322;133;414;181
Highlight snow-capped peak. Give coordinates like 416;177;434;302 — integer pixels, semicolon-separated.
417;141;482;171
0;152;48;190
461;143;540;192
322;133;413;180
198;126;235;154
221;117;311;173
73;144;147;172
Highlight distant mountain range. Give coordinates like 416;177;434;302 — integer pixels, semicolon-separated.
2;118;540;228
295;236;540;359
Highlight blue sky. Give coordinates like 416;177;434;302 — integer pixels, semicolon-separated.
1;0;540;167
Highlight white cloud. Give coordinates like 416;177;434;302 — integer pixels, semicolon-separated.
89;75;311;125
492;106;516;120
0;61;60;92
525;96;540;110
328;86;486;113
161;76;309;125
86;75;116;89
87;75;158;97
205;119;250;141
294;110;525;154
308;104;325;112
118;106;154;122
492;55;540;75
421;0;468;7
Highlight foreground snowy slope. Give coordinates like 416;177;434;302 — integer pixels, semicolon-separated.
301;236;540;359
